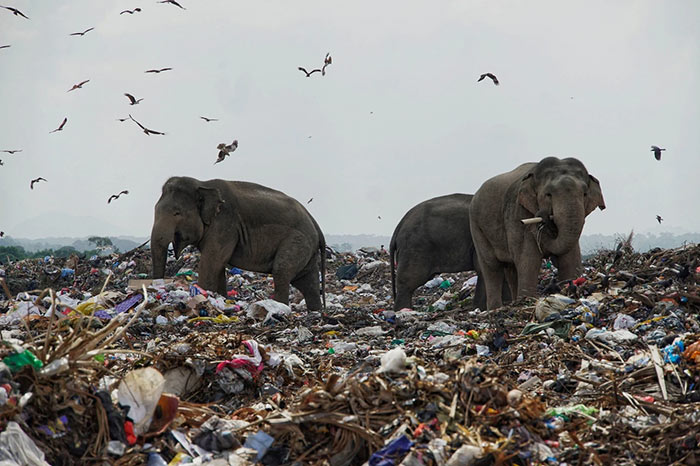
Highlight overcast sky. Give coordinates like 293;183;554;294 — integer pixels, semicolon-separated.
1;1;699;239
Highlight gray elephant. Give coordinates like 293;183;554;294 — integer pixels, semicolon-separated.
151;176;326;309
470;157;605;309
390;193;505;311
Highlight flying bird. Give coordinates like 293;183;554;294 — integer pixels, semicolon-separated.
200;116;218;122
478;73;499;85
0;45;10;49
145;67;172;73
124;93;144;105
656;215;663;224
651;145;665;161
116;117;129;122
307;198;313;204
0;231;4;238
30;177;47;189
321;52;332;75
158;0;185;9
0;159;4;166
70;27;94;36
298;66;322;78
120;8;141;14
2;6;29;19
215;140;238;164
377;216;382;220
68;79;90;92
1;149;22;154
128;114;165;135
49;117;68;133
108;190;129;203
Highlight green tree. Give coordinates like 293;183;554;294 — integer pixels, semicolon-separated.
0;245;28;261
88;236;113;249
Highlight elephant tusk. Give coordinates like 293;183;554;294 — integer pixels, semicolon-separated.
521;215;554;225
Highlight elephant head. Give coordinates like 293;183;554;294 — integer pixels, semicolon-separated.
151;177;225;278
517;157;605;256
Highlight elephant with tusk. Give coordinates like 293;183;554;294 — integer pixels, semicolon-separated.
470;157;605;310
150;176;326;309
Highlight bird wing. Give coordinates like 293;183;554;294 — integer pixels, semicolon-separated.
120;10;129;14
58;117;67;129
125;93;136;104
84;27;94;34
171;0;186;9
120;190;129;195
651;145;659;150
108;195;116;203
146;127;165;135
0;45;10;49
308;68;322;75
298;67;309;75
7;7;29;19
160;67;172;72
478;74;486;82
128;114;147;131
79;79;89;86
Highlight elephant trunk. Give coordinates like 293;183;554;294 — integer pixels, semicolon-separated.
151;222;173;279
546;200;585;256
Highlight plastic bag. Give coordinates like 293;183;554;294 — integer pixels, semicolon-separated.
378;347;407;374
117;367;165;436
0;421;51;466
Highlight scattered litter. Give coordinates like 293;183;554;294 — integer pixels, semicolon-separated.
0;242;697;463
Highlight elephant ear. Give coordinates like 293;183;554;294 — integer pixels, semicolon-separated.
517;173;538;214
585;174;606;215
197;186;225;225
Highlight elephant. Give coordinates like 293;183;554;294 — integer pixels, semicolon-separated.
150;176;326;309
390;193;509;311
470;156;605;310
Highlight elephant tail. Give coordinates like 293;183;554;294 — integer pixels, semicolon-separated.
319;233;326;310
390;233;397;301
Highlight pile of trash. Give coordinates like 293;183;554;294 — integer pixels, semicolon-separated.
0;242;698;465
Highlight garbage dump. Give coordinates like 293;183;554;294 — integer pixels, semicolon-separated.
0;243;699;465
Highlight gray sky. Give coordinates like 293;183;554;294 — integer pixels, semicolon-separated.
1;0;699;239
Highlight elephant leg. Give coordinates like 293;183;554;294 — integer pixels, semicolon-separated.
198;235;235;296
515;244;542;298
472;225;506;310
291;263;322;310
556;245;582;281
394;258;432;311
473;273;487;310
217;270;227;296
198;251;230;295
481;262;506;310
504;265;517;302
272;238;310;306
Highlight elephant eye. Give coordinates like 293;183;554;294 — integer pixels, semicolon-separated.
545;193;552;198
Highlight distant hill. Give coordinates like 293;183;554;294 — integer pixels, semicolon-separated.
327;232;699;254
0;235;148;253
326;234;392;252
580;232;700;254
1;232;697;255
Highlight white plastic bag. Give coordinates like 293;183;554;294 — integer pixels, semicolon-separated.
117;367;165;436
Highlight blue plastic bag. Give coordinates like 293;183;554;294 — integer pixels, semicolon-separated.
369;435;413;466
